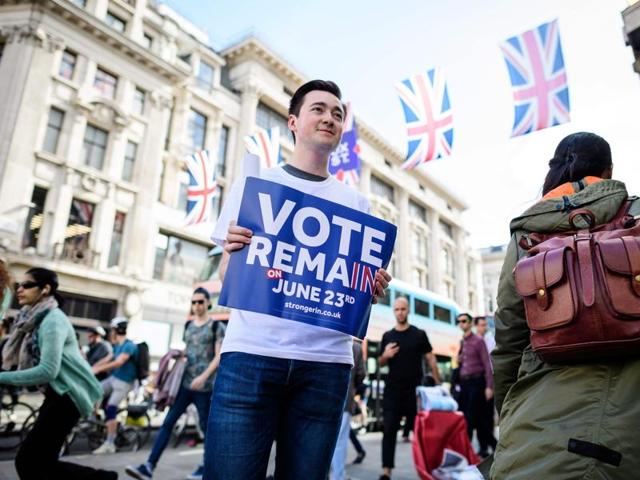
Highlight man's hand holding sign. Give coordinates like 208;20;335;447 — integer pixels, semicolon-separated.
219;177;395;338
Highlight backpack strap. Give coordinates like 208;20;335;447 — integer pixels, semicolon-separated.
612;197;635;220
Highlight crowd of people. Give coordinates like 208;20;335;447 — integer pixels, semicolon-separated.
0;79;638;480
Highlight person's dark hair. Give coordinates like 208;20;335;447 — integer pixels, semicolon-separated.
192;286;212;312
0;260;10;305
288;80;343;143
25;267;64;307
456;313;473;323
473;316;486;326
192;287;210;301
542;132;612;196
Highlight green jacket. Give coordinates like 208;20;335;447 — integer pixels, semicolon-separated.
0;308;102;417
490;179;640;480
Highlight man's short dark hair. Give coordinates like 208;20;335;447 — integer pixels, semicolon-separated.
193;287;210;301
474;316;486;326
288;80;343;142
457;313;473;323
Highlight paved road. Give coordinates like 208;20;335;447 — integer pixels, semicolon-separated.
0;430;419;480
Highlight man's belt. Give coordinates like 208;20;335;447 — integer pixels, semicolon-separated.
460;372;484;381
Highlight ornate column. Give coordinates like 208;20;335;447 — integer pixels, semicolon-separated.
232;80;261;181
428;209;442;295
128;91;173;279
397;189;410;282
454;229;469;308
0;22;64;250
46;167;75;258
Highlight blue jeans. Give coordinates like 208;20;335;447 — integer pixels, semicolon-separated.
148;385;211;467
330;411;351;480
204;352;351;480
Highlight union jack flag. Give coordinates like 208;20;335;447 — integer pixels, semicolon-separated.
185;150;217;225
500;19;570;137
244;127;282;169
329;102;360;187
395;68;454;170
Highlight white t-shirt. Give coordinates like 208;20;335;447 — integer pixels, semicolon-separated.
211;167;371;365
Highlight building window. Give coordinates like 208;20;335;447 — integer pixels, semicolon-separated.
122;141;137;181
22;187;47;249
133;87;145;115
409;200;427;223
217;125;229;177
441;246;455;277
154;232;210;284
439;220;453;239
188;109;207;151
58;50;77;80
108;211;126;267
0;41;4;65
62;292;116;322
94;67;118;99
105;11;126;33
63;199;94;261
82;124;108;170
42;107;65;154
142;33;153;49
256;102;292;142
70;0;86;7
371;175;395;203
197;61;215;90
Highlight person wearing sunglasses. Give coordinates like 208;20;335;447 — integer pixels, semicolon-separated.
0;267;115;479
0;259;11;322
126;287;225;480
456;312;495;458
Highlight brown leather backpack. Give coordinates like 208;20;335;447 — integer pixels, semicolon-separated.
514;199;640;362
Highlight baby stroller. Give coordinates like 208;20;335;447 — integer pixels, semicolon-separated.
412;387;482;480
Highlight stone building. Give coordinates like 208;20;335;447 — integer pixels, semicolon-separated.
623;0;640;77
0;0;483;355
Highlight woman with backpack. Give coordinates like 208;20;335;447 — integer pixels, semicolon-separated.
0;267;116;479
490;132;640;479
126;287;225;480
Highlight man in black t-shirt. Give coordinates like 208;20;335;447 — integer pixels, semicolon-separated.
378;296;440;480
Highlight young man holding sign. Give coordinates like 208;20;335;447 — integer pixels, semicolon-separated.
207;80;392;479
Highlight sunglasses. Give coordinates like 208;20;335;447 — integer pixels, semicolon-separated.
456;319;469;324
191;300;205;305
18;281;39;290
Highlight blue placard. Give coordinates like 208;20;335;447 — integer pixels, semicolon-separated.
219;177;397;338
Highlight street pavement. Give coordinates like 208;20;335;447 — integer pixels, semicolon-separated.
0;430;419;480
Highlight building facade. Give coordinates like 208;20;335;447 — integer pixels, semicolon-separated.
623;0;640;77
0;0;483;356
480;244;507;318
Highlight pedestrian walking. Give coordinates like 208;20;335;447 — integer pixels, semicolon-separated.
0;259;11;320
456;312;496;458
0;267;116;479
206;80;391;480
474;316;495;354
491;132;640;479
378;296;440;480
92;316;138;454
126;287;225;480
330;340;366;480
85;325;112;381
